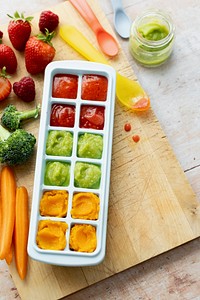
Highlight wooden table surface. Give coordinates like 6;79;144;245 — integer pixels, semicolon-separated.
0;0;200;299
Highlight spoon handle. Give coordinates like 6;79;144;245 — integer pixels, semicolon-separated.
59;25;108;65
111;0;123;11
69;0;103;34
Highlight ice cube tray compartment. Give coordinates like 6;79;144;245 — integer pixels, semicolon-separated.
28;60;116;266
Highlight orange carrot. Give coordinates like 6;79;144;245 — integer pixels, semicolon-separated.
14;186;29;280
0;170;13;265
0;166;16;260
5;244;13;265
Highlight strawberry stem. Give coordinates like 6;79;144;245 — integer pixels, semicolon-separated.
7;11;33;23
37;29;55;46
0;67;11;79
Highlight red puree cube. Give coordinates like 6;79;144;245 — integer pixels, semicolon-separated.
50;104;75;128
52;74;78;99
80;105;105;130
81;75;108;101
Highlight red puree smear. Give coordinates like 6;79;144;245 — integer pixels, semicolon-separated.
80;105;105;130
50;104;75;127
124;123;131;132
124;123;140;142
132;135;140;143
81;74;108;101
52;74;78;99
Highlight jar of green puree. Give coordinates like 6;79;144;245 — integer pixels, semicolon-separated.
129;9;175;67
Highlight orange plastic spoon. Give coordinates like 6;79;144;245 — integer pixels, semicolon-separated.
69;0;119;57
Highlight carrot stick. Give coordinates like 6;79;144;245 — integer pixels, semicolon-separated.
5;244;13;265
0;169;13;265
0;166;16;260
14;186;29;280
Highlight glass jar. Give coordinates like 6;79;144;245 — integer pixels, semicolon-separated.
129;9;175;67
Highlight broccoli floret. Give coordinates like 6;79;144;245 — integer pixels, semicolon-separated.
0;125;36;165
1;104;40;131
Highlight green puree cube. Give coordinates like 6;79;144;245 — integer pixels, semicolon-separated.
46;130;73;156
77;133;103;159
74;162;101;189
44;161;70;186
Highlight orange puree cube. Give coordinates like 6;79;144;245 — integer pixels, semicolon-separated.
69;224;97;253
71;192;100;220
36;220;68;250
40;190;68;217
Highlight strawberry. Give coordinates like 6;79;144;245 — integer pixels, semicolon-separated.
13;76;36;102
7;11;33;51
0;67;12;101
0;31;17;74
39;10;59;34
25;31;56;75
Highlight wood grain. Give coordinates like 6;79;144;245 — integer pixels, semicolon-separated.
0;1;200;299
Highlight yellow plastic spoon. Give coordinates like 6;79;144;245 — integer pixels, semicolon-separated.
59;25;150;112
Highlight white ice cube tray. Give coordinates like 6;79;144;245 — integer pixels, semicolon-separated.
28;60;116;266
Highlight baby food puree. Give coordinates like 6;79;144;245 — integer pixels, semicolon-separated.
80;105;105;130
138;22;169;41
36;220;68;251
40;190;68;217
77;133;103;159
81;74;108;101
44;161;70;186
46;130;73;157
70;224;97;253
71;192;100;220
52;74;78;99
74;162;101;189
50;104;75;128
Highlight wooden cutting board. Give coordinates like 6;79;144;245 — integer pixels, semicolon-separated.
1;1;200;299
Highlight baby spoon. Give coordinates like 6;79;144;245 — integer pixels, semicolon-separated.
69;0;119;57
59;25;150;112
111;0;132;39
